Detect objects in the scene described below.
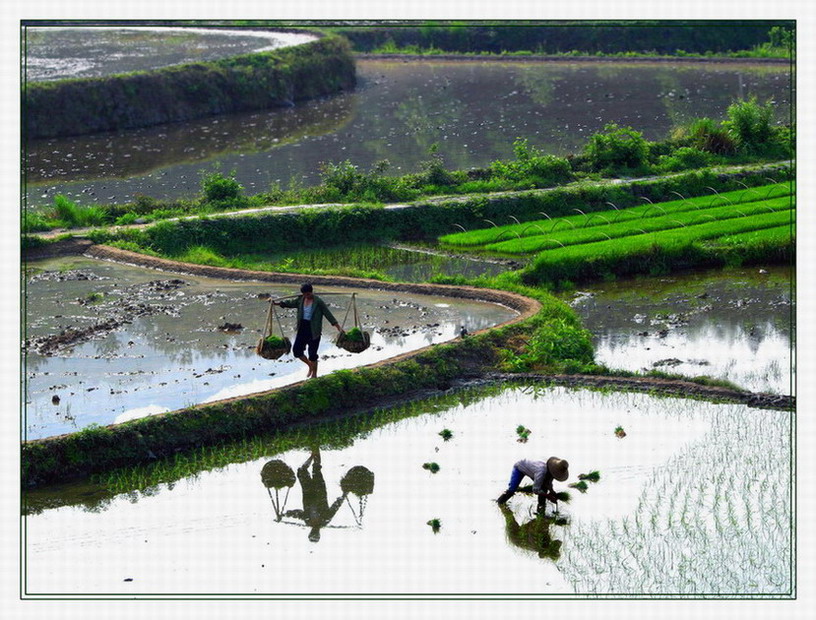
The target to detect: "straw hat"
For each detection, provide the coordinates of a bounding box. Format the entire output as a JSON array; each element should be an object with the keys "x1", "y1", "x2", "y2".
[{"x1": 547, "y1": 457, "x2": 569, "y2": 481}]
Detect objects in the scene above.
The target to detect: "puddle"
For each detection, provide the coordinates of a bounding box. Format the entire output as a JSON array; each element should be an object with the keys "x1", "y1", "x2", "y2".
[
  {"x1": 23, "y1": 385, "x2": 791, "y2": 595},
  {"x1": 563, "y1": 265, "x2": 794, "y2": 395},
  {"x1": 22, "y1": 256, "x2": 517, "y2": 439}
]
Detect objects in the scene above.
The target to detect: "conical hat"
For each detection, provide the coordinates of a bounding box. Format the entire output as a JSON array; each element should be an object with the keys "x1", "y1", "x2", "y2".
[{"x1": 547, "y1": 457, "x2": 569, "y2": 481}]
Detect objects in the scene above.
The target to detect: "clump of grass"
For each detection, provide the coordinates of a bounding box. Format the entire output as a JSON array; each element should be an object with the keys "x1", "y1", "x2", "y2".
[
  {"x1": 427, "y1": 518, "x2": 442, "y2": 533},
  {"x1": 569, "y1": 480, "x2": 589, "y2": 493},
  {"x1": 439, "y1": 429, "x2": 453, "y2": 441},
  {"x1": 422, "y1": 462, "x2": 440, "y2": 474},
  {"x1": 84, "y1": 292, "x2": 105, "y2": 304},
  {"x1": 615, "y1": 426, "x2": 627, "y2": 438},
  {"x1": 578, "y1": 471, "x2": 601, "y2": 483},
  {"x1": 516, "y1": 425, "x2": 532, "y2": 442}
]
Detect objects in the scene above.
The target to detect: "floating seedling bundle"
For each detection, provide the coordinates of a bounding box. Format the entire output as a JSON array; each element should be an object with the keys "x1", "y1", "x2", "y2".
[
  {"x1": 256, "y1": 301, "x2": 291, "y2": 360},
  {"x1": 335, "y1": 293, "x2": 371, "y2": 353}
]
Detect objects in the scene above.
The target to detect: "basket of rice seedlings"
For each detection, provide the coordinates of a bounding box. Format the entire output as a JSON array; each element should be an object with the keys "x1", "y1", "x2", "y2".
[
  {"x1": 256, "y1": 301, "x2": 291, "y2": 360},
  {"x1": 335, "y1": 293, "x2": 371, "y2": 353}
]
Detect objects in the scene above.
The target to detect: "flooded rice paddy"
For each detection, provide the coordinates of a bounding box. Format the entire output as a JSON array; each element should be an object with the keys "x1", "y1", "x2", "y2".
[
  {"x1": 24, "y1": 27, "x2": 316, "y2": 82},
  {"x1": 23, "y1": 256, "x2": 517, "y2": 440},
  {"x1": 23, "y1": 385, "x2": 792, "y2": 596},
  {"x1": 25, "y1": 55, "x2": 791, "y2": 208},
  {"x1": 564, "y1": 265, "x2": 794, "y2": 395}
]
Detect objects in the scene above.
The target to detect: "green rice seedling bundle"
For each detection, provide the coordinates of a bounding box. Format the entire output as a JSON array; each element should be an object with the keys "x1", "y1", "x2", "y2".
[
  {"x1": 335, "y1": 326, "x2": 371, "y2": 353},
  {"x1": 569, "y1": 480, "x2": 589, "y2": 493},
  {"x1": 256, "y1": 334, "x2": 292, "y2": 360},
  {"x1": 427, "y1": 518, "x2": 442, "y2": 533},
  {"x1": 578, "y1": 471, "x2": 601, "y2": 483},
  {"x1": 438, "y1": 182, "x2": 793, "y2": 247},
  {"x1": 516, "y1": 425, "x2": 532, "y2": 442},
  {"x1": 439, "y1": 428, "x2": 454, "y2": 441},
  {"x1": 422, "y1": 462, "x2": 440, "y2": 473}
]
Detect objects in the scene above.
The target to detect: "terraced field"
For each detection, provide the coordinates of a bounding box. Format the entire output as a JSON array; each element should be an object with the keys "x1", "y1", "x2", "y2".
[{"x1": 439, "y1": 182, "x2": 794, "y2": 254}]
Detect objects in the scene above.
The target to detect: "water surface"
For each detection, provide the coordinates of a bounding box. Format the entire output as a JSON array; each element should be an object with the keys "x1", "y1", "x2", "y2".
[
  {"x1": 23, "y1": 256, "x2": 516, "y2": 439},
  {"x1": 23, "y1": 386, "x2": 791, "y2": 596},
  {"x1": 24, "y1": 57, "x2": 791, "y2": 208},
  {"x1": 564, "y1": 265, "x2": 794, "y2": 395}
]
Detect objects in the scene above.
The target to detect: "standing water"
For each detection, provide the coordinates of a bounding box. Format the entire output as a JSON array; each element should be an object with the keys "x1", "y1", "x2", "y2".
[
  {"x1": 24, "y1": 49, "x2": 791, "y2": 208},
  {"x1": 23, "y1": 385, "x2": 792, "y2": 596}
]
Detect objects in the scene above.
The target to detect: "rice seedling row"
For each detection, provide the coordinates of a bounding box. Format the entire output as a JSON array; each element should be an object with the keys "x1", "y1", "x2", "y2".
[
  {"x1": 439, "y1": 181, "x2": 794, "y2": 247},
  {"x1": 482, "y1": 196, "x2": 793, "y2": 254}
]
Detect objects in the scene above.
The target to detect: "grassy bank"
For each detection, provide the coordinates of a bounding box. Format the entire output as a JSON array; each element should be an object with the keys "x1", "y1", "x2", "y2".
[
  {"x1": 328, "y1": 22, "x2": 790, "y2": 58},
  {"x1": 22, "y1": 279, "x2": 589, "y2": 488},
  {"x1": 24, "y1": 34, "x2": 355, "y2": 139}
]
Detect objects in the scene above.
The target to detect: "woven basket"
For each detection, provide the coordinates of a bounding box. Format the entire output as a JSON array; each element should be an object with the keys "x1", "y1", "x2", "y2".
[
  {"x1": 256, "y1": 336, "x2": 292, "y2": 360},
  {"x1": 336, "y1": 330, "x2": 370, "y2": 353}
]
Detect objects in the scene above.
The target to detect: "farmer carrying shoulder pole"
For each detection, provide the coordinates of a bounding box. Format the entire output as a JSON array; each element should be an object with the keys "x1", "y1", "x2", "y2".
[
  {"x1": 273, "y1": 283, "x2": 343, "y2": 378},
  {"x1": 497, "y1": 457, "x2": 569, "y2": 513}
]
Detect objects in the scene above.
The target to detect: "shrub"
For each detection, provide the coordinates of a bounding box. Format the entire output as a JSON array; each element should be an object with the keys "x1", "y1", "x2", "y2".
[
  {"x1": 656, "y1": 146, "x2": 714, "y2": 172},
  {"x1": 200, "y1": 169, "x2": 244, "y2": 203},
  {"x1": 724, "y1": 97, "x2": 775, "y2": 154},
  {"x1": 584, "y1": 123, "x2": 650, "y2": 172},
  {"x1": 490, "y1": 138, "x2": 573, "y2": 186},
  {"x1": 683, "y1": 118, "x2": 738, "y2": 155}
]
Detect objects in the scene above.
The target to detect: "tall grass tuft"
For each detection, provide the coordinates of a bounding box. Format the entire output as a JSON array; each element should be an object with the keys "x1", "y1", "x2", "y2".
[{"x1": 51, "y1": 194, "x2": 107, "y2": 228}]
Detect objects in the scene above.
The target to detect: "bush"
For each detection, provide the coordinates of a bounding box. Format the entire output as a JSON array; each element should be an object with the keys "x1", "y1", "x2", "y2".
[
  {"x1": 656, "y1": 146, "x2": 714, "y2": 172},
  {"x1": 420, "y1": 144, "x2": 456, "y2": 186},
  {"x1": 490, "y1": 138, "x2": 573, "y2": 186},
  {"x1": 200, "y1": 169, "x2": 245, "y2": 203},
  {"x1": 682, "y1": 118, "x2": 737, "y2": 155},
  {"x1": 584, "y1": 123, "x2": 650, "y2": 173},
  {"x1": 724, "y1": 97, "x2": 775, "y2": 154}
]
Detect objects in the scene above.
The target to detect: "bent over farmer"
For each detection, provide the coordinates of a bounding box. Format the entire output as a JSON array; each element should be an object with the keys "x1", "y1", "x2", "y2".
[
  {"x1": 497, "y1": 457, "x2": 569, "y2": 513},
  {"x1": 274, "y1": 283, "x2": 343, "y2": 378}
]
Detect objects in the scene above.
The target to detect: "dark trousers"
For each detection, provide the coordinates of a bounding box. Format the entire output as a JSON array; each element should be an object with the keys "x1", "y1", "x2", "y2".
[{"x1": 293, "y1": 319, "x2": 321, "y2": 361}]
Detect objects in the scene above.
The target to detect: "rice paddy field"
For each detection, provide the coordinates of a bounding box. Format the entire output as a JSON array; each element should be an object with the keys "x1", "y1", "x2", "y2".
[{"x1": 22, "y1": 385, "x2": 793, "y2": 596}]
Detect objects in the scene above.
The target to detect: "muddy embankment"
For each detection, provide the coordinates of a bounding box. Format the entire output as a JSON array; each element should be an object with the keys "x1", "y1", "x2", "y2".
[{"x1": 21, "y1": 241, "x2": 793, "y2": 488}]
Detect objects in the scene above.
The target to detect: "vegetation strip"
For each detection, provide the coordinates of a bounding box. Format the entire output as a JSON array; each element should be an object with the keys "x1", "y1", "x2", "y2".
[{"x1": 24, "y1": 34, "x2": 355, "y2": 139}]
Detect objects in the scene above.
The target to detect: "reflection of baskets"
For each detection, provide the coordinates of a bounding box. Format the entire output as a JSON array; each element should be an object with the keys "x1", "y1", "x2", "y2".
[
  {"x1": 340, "y1": 465, "x2": 375, "y2": 496},
  {"x1": 336, "y1": 293, "x2": 371, "y2": 353},
  {"x1": 261, "y1": 459, "x2": 296, "y2": 489},
  {"x1": 256, "y1": 301, "x2": 291, "y2": 360}
]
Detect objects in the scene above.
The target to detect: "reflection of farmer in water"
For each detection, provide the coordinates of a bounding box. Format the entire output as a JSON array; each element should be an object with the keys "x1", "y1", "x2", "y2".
[
  {"x1": 499, "y1": 504, "x2": 563, "y2": 560},
  {"x1": 284, "y1": 449, "x2": 347, "y2": 542},
  {"x1": 261, "y1": 450, "x2": 375, "y2": 542}
]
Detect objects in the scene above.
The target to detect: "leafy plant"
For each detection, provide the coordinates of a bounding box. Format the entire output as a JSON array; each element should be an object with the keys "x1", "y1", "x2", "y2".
[
  {"x1": 584, "y1": 123, "x2": 650, "y2": 172},
  {"x1": 724, "y1": 97, "x2": 775, "y2": 154},
  {"x1": 200, "y1": 169, "x2": 245, "y2": 203}
]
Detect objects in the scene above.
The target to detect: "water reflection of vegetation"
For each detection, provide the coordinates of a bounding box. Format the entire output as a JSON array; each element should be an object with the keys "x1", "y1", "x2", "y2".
[
  {"x1": 26, "y1": 95, "x2": 355, "y2": 184},
  {"x1": 24, "y1": 383, "x2": 509, "y2": 515}
]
